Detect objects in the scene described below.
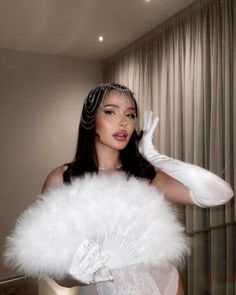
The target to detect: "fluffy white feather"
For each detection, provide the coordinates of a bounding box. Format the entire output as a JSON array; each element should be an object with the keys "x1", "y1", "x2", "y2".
[{"x1": 4, "y1": 173, "x2": 189, "y2": 279}]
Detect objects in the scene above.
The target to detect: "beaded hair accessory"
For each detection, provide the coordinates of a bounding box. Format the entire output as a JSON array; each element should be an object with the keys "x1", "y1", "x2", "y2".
[{"x1": 81, "y1": 83, "x2": 135, "y2": 129}]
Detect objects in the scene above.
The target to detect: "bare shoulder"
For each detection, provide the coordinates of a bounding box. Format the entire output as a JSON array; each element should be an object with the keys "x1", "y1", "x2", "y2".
[{"x1": 41, "y1": 165, "x2": 65, "y2": 193}]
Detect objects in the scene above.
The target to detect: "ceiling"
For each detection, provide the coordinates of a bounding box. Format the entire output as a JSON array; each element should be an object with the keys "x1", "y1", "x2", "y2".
[{"x1": 0, "y1": 0, "x2": 196, "y2": 61}]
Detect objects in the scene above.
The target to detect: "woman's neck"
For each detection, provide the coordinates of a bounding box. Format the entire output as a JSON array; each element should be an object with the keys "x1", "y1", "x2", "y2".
[{"x1": 95, "y1": 144, "x2": 121, "y2": 171}]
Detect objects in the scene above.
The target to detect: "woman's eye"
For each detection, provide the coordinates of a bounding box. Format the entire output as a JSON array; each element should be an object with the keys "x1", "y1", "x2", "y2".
[
  {"x1": 103, "y1": 110, "x2": 115, "y2": 115},
  {"x1": 126, "y1": 113, "x2": 137, "y2": 120}
]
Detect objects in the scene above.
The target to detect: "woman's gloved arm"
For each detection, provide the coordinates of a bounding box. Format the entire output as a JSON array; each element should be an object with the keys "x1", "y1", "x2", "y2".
[{"x1": 138, "y1": 111, "x2": 234, "y2": 207}]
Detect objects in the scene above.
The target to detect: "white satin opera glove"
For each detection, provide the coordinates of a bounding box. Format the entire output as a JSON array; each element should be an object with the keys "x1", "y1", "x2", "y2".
[{"x1": 138, "y1": 111, "x2": 234, "y2": 208}]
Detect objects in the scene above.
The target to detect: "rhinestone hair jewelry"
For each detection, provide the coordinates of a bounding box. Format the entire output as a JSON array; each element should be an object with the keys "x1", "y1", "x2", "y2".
[{"x1": 81, "y1": 83, "x2": 136, "y2": 129}]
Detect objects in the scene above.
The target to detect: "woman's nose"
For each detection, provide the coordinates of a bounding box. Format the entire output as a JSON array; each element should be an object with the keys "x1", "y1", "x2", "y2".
[{"x1": 119, "y1": 115, "x2": 128, "y2": 126}]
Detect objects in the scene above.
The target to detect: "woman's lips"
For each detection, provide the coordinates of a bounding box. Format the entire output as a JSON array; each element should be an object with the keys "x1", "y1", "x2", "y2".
[{"x1": 112, "y1": 131, "x2": 128, "y2": 141}]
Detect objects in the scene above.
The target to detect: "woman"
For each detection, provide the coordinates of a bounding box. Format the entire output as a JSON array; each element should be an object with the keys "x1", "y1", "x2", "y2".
[{"x1": 40, "y1": 82, "x2": 233, "y2": 295}]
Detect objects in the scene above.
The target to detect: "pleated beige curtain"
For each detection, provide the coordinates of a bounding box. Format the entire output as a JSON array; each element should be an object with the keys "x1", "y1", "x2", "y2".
[{"x1": 104, "y1": 0, "x2": 235, "y2": 294}]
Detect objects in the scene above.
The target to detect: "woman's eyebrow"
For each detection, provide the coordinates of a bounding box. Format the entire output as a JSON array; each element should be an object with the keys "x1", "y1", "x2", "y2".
[
  {"x1": 103, "y1": 104, "x2": 136, "y2": 111},
  {"x1": 103, "y1": 104, "x2": 119, "y2": 108}
]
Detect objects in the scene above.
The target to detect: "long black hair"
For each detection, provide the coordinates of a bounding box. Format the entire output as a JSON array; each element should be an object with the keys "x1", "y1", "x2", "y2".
[{"x1": 63, "y1": 83, "x2": 156, "y2": 183}]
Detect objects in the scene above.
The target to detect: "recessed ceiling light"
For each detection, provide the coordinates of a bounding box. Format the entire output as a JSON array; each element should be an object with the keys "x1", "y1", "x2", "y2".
[
  {"x1": 98, "y1": 36, "x2": 104, "y2": 42},
  {"x1": 145, "y1": 0, "x2": 151, "y2": 2}
]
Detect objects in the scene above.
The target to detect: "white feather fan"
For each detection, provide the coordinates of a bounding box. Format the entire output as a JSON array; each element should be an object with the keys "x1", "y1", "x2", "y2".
[{"x1": 4, "y1": 173, "x2": 189, "y2": 279}]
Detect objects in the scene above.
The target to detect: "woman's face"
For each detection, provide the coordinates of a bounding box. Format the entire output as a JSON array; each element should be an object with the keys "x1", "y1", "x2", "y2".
[{"x1": 95, "y1": 91, "x2": 137, "y2": 151}]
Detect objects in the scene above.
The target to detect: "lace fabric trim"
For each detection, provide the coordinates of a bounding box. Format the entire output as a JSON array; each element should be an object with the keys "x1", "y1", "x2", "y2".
[{"x1": 96, "y1": 264, "x2": 161, "y2": 295}]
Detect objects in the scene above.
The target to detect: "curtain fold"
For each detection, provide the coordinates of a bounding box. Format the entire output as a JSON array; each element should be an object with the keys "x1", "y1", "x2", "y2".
[{"x1": 104, "y1": 0, "x2": 235, "y2": 294}]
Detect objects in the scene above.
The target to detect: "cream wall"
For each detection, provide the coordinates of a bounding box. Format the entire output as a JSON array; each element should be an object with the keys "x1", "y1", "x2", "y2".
[{"x1": 0, "y1": 48, "x2": 103, "y2": 279}]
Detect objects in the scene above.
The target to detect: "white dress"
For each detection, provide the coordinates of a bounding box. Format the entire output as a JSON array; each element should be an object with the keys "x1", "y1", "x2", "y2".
[
  {"x1": 80, "y1": 264, "x2": 179, "y2": 295},
  {"x1": 39, "y1": 264, "x2": 179, "y2": 295}
]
